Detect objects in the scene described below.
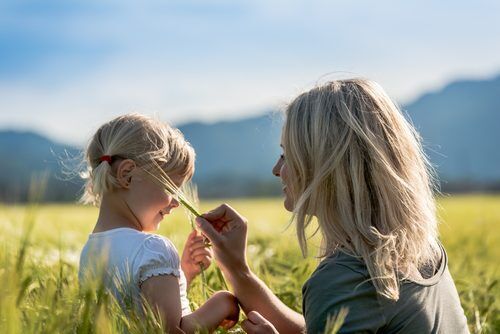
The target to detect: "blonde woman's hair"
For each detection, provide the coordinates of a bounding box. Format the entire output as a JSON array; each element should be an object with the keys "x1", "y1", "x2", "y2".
[
  {"x1": 80, "y1": 113, "x2": 195, "y2": 206},
  {"x1": 283, "y1": 79, "x2": 440, "y2": 301}
]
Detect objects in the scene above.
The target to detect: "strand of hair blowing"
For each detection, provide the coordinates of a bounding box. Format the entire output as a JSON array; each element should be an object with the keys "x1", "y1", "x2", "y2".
[{"x1": 286, "y1": 79, "x2": 439, "y2": 301}]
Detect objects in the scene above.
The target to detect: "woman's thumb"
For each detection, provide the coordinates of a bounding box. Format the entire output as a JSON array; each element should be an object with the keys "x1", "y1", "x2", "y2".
[
  {"x1": 247, "y1": 311, "x2": 267, "y2": 324},
  {"x1": 195, "y1": 216, "x2": 220, "y2": 244}
]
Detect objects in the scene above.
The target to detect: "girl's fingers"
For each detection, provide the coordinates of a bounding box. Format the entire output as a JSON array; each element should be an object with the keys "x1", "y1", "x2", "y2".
[
  {"x1": 189, "y1": 236, "x2": 206, "y2": 245},
  {"x1": 188, "y1": 229, "x2": 197, "y2": 238},
  {"x1": 191, "y1": 246, "x2": 211, "y2": 256},
  {"x1": 190, "y1": 241, "x2": 211, "y2": 252},
  {"x1": 191, "y1": 250, "x2": 212, "y2": 262},
  {"x1": 193, "y1": 255, "x2": 211, "y2": 266},
  {"x1": 184, "y1": 229, "x2": 197, "y2": 244},
  {"x1": 220, "y1": 319, "x2": 237, "y2": 330}
]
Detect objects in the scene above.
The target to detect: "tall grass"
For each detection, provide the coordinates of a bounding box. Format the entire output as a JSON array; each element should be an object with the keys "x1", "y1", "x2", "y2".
[{"x1": 1, "y1": 194, "x2": 498, "y2": 333}]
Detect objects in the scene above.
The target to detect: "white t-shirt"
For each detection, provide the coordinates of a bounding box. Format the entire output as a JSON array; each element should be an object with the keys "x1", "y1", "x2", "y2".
[{"x1": 78, "y1": 227, "x2": 191, "y2": 316}]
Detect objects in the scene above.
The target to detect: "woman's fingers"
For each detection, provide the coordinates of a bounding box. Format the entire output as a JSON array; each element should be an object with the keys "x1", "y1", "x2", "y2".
[
  {"x1": 196, "y1": 204, "x2": 250, "y2": 275},
  {"x1": 195, "y1": 216, "x2": 221, "y2": 245},
  {"x1": 201, "y1": 203, "x2": 231, "y2": 220},
  {"x1": 247, "y1": 311, "x2": 269, "y2": 324},
  {"x1": 201, "y1": 203, "x2": 241, "y2": 223},
  {"x1": 241, "y1": 311, "x2": 279, "y2": 334}
]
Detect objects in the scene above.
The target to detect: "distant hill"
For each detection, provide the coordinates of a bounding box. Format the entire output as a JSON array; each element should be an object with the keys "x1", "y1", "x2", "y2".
[
  {"x1": 0, "y1": 131, "x2": 81, "y2": 202},
  {"x1": 1, "y1": 74, "x2": 499, "y2": 202},
  {"x1": 405, "y1": 75, "x2": 500, "y2": 190},
  {"x1": 179, "y1": 112, "x2": 283, "y2": 197}
]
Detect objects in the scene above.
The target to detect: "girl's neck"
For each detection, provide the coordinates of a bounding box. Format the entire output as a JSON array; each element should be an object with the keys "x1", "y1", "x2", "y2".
[{"x1": 93, "y1": 194, "x2": 143, "y2": 233}]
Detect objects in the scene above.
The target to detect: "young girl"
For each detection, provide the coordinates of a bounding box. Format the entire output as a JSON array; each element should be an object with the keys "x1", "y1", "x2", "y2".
[{"x1": 78, "y1": 113, "x2": 239, "y2": 333}]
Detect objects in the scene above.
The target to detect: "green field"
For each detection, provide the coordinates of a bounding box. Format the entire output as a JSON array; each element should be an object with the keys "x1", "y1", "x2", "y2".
[{"x1": 1, "y1": 195, "x2": 499, "y2": 333}]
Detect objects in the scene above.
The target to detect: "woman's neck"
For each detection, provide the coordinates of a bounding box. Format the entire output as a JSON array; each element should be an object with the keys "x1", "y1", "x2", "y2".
[{"x1": 93, "y1": 194, "x2": 143, "y2": 233}]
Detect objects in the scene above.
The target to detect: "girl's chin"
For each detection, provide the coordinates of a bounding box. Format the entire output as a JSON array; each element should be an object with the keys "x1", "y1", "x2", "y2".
[{"x1": 144, "y1": 224, "x2": 160, "y2": 232}]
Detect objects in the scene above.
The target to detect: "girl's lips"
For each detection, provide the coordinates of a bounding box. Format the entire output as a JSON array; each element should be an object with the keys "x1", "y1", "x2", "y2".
[{"x1": 160, "y1": 208, "x2": 173, "y2": 217}]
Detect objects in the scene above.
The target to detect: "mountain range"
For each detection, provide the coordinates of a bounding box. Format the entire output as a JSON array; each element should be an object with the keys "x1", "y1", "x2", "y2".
[{"x1": 1, "y1": 74, "x2": 499, "y2": 202}]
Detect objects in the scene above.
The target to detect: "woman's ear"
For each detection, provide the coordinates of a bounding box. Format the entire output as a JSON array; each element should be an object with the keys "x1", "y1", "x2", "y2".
[{"x1": 116, "y1": 159, "x2": 136, "y2": 189}]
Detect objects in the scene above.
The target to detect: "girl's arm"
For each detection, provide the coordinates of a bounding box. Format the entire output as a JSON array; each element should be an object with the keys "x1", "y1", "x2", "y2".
[
  {"x1": 140, "y1": 275, "x2": 239, "y2": 334},
  {"x1": 180, "y1": 290, "x2": 239, "y2": 332},
  {"x1": 140, "y1": 275, "x2": 184, "y2": 333}
]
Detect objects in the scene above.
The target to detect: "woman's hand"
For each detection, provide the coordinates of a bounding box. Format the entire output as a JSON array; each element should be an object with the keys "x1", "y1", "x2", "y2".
[
  {"x1": 181, "y1": 229, "x2": 212, "y2": 286},
  {"x1": 195, "y1": 203, "x2": 250, "y2": 277},
  {"x1": 196, "y1": 204, "x2": 305, "y2": 334},
  {"x1": 241, "y1": 311, "x2": 279, "y2": 334}
]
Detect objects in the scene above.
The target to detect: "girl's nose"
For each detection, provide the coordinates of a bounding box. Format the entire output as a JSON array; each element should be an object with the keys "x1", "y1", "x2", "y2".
[{"x1": 171, "y1": 198, "x2": 180, "y2": 208}]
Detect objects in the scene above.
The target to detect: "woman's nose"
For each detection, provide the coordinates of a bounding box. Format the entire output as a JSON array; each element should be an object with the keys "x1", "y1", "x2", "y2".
[{"x1": 272, "y1": 159, "x2": 281, "y2": 177}]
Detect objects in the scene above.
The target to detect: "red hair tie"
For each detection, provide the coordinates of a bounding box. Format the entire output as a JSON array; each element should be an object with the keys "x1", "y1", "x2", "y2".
[{"x1": 99, "y1": 155, "x2": 113, "y2": 164}]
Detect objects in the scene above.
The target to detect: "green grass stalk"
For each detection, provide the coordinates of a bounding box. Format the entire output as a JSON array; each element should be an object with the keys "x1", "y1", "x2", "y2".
[{"x1": 143, "y1": 162, "x2": 228, "y2": 294}]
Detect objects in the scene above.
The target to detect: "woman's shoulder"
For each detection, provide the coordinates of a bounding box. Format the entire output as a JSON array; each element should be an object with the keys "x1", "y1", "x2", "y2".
[
  {"x1": 302, "y1": 249, "x2": 377, "y2": 313},
  {"x1": 302, "y1": 250, "x2": 384, "y2": 334},
  {"x1": 309, "y1": 249, "x2": 370, "y2": 284}
]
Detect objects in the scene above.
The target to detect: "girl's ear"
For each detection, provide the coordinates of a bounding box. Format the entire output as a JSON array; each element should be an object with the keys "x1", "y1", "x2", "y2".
[{"x1": 116, "y1": 159, "x2": 136, "y2": 189}]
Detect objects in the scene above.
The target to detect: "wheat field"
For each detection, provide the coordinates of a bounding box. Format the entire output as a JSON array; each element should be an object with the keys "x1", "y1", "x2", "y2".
[{"x1": 0, "y1": 195, "x2": 498, "y2": 333}]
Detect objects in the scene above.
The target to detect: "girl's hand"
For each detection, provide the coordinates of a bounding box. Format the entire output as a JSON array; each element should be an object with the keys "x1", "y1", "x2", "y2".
[
  {"x1": 181, "y1": 230, "x2": 212, "y2": 286},
  {"x1": 212, "y1": 291, "x2": 240, "y2": 330}
]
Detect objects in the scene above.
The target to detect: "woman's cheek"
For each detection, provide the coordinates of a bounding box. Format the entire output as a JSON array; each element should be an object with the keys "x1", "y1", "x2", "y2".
[{"x1": 283, "y1": 189, "x2": 294, "y2": 212}]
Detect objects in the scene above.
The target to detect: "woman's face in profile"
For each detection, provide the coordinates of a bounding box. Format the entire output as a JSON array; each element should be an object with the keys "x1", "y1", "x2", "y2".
[{"x1": 272, "y1": 143, "x2": 293, "y2": 212}]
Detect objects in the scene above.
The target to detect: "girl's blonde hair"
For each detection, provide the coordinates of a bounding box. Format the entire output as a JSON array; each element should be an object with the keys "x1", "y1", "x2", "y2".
[
  {"x1": 80, "y1": 113, "x2": 195, "y2": 206},
  {"x1": 284, "y1": 78, "x2": 440, "y2": 301}
]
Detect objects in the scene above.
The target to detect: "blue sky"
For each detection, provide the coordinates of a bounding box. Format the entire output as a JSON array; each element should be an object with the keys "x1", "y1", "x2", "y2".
[{"x1": 1, "y1": 0, "x2": 499, "y2": 146}]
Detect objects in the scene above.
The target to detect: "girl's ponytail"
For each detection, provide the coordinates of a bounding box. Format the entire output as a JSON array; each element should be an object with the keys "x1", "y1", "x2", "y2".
[{"x1": 80, "y1": 154, "x2": 119, "y2": 206}]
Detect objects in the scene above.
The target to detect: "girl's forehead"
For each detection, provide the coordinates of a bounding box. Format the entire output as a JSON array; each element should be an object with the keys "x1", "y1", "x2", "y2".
[{"x1": 170, "y1": 174, "x2": 186, "y2": 188}]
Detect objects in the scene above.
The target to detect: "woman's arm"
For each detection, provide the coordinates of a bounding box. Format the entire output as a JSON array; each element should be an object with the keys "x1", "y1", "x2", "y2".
[
  {"x1": 227, "y1": 267, "x2": 305, "y2": 333},
  {"x1": 140, "y1": 275, "x2": 239, "y2": 333},
  {"x1": 196, "y1": 204, "x2": 305, "y2": 334}
]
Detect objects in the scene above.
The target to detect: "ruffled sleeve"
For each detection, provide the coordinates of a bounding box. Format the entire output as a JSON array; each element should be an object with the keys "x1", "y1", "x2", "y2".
[{"x1": 134, "y1": 235, "x2": 181, "y2": 286}]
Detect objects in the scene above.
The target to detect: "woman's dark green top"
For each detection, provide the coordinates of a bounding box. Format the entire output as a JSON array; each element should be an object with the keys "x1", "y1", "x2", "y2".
[{"x1": 302, "y1": 244, "x2": 469, "y2": 333}]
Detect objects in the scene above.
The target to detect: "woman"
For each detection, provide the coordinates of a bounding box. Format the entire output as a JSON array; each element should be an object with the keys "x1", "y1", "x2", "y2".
[{"x1": 196, "y1": 79, "x2": 469, "y2": 333}]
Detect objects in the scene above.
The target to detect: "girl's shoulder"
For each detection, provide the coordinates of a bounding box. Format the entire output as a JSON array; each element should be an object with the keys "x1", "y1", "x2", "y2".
[
  {"x1": 133, "y1": 234, "x2": 181, "y2": 285},
  {"x1": 141, "y1": 233, "x2": 179, "y2": 256}
]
